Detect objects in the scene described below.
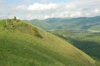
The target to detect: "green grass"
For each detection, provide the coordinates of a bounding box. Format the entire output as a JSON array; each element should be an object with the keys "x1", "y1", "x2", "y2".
[
  {"x1": 24, "y1": 19, "x2": 51, "y2": 30},
  {"x1": 88, "y1": 29, "x2": 100, "y2": 32},
  {"x1": 51, "y1": 30, "x2": 100, "y2": 66},
  {"x1": 0, "y1": 19, "x2": 97, "y2": 66}
]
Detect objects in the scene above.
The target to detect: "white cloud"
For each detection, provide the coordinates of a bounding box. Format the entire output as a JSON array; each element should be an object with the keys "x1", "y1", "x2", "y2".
[
  {"x1": 0, "y1": 0, "x2": 6, "y2": 3},
  {"x1": 0, "y1": 0, "x2": 100, "y2": 20},
  {"x1": 27, "y1": 3, "x2": 57, "y2": 11},
  {"x1": 94, "y1": 9, "x2": 99, "y2": 13},
  {"x1": 16, "y1": 5, "x2": 28, "y2": 10}
]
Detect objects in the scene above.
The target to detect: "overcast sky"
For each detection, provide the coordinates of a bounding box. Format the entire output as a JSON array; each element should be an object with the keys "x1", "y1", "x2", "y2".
[{"x1": 0, "y1": 0, "x2": 100, "y2": 20}]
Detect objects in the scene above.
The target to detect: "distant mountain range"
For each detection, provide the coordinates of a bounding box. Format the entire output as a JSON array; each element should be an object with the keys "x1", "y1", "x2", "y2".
[{"x1": 24, "y1": 16, "x2": 100, "y2": 32}]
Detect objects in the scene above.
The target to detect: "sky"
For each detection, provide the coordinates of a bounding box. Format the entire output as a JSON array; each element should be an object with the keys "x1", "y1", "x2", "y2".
[{"x1": 0, "y1": 0, "x2": 100, "y2": 20}]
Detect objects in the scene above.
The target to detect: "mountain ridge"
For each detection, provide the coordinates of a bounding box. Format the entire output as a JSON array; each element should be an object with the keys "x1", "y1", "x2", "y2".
[{"x1": 24, "y1": 16, "x2": 100, "y2": 31}]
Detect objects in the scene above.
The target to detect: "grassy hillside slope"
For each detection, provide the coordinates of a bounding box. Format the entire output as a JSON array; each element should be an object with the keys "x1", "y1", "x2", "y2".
[
  {"x1": 0, "y1": 19, "x2": 97, "y2": 66},
  {"x1": 24, "y1": 19, "x2": 51, "y2": 30},
  {"x1": 51, "y1": 30, "x2": 100, "y2": 65}
]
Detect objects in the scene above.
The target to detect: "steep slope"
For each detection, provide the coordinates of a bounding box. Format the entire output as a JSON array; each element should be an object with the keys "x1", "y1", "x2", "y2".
[
  {"x1": 51, "y1": 30, "x2": 100, "y2": 65},
  {"x1": 0, "y1": 19, "x2": 97, "y2": 66},
  {"x1": 24, "y1": 19, "x2": 51, "y2": 30}
]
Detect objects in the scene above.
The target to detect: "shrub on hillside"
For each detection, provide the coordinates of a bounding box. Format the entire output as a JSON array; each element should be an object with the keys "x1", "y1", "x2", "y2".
[
  {"x1": 34, "y1": 27, "x2": 42, "y2": 38},
  {"x1": 17, "y1": 20, "x2": 19, "y2": 22}
]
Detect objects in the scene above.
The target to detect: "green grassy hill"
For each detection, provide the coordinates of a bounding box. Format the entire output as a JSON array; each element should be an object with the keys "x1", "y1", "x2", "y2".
[
  {"x1": 51, "y1": 30, "x2": 100, "y2": 66},
  {"x1": 0, "y1": 19, "x2": 98, "y2": 66},
  {"x1": 24, "y1": 19, "x2": 51, "y2": 30}
]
